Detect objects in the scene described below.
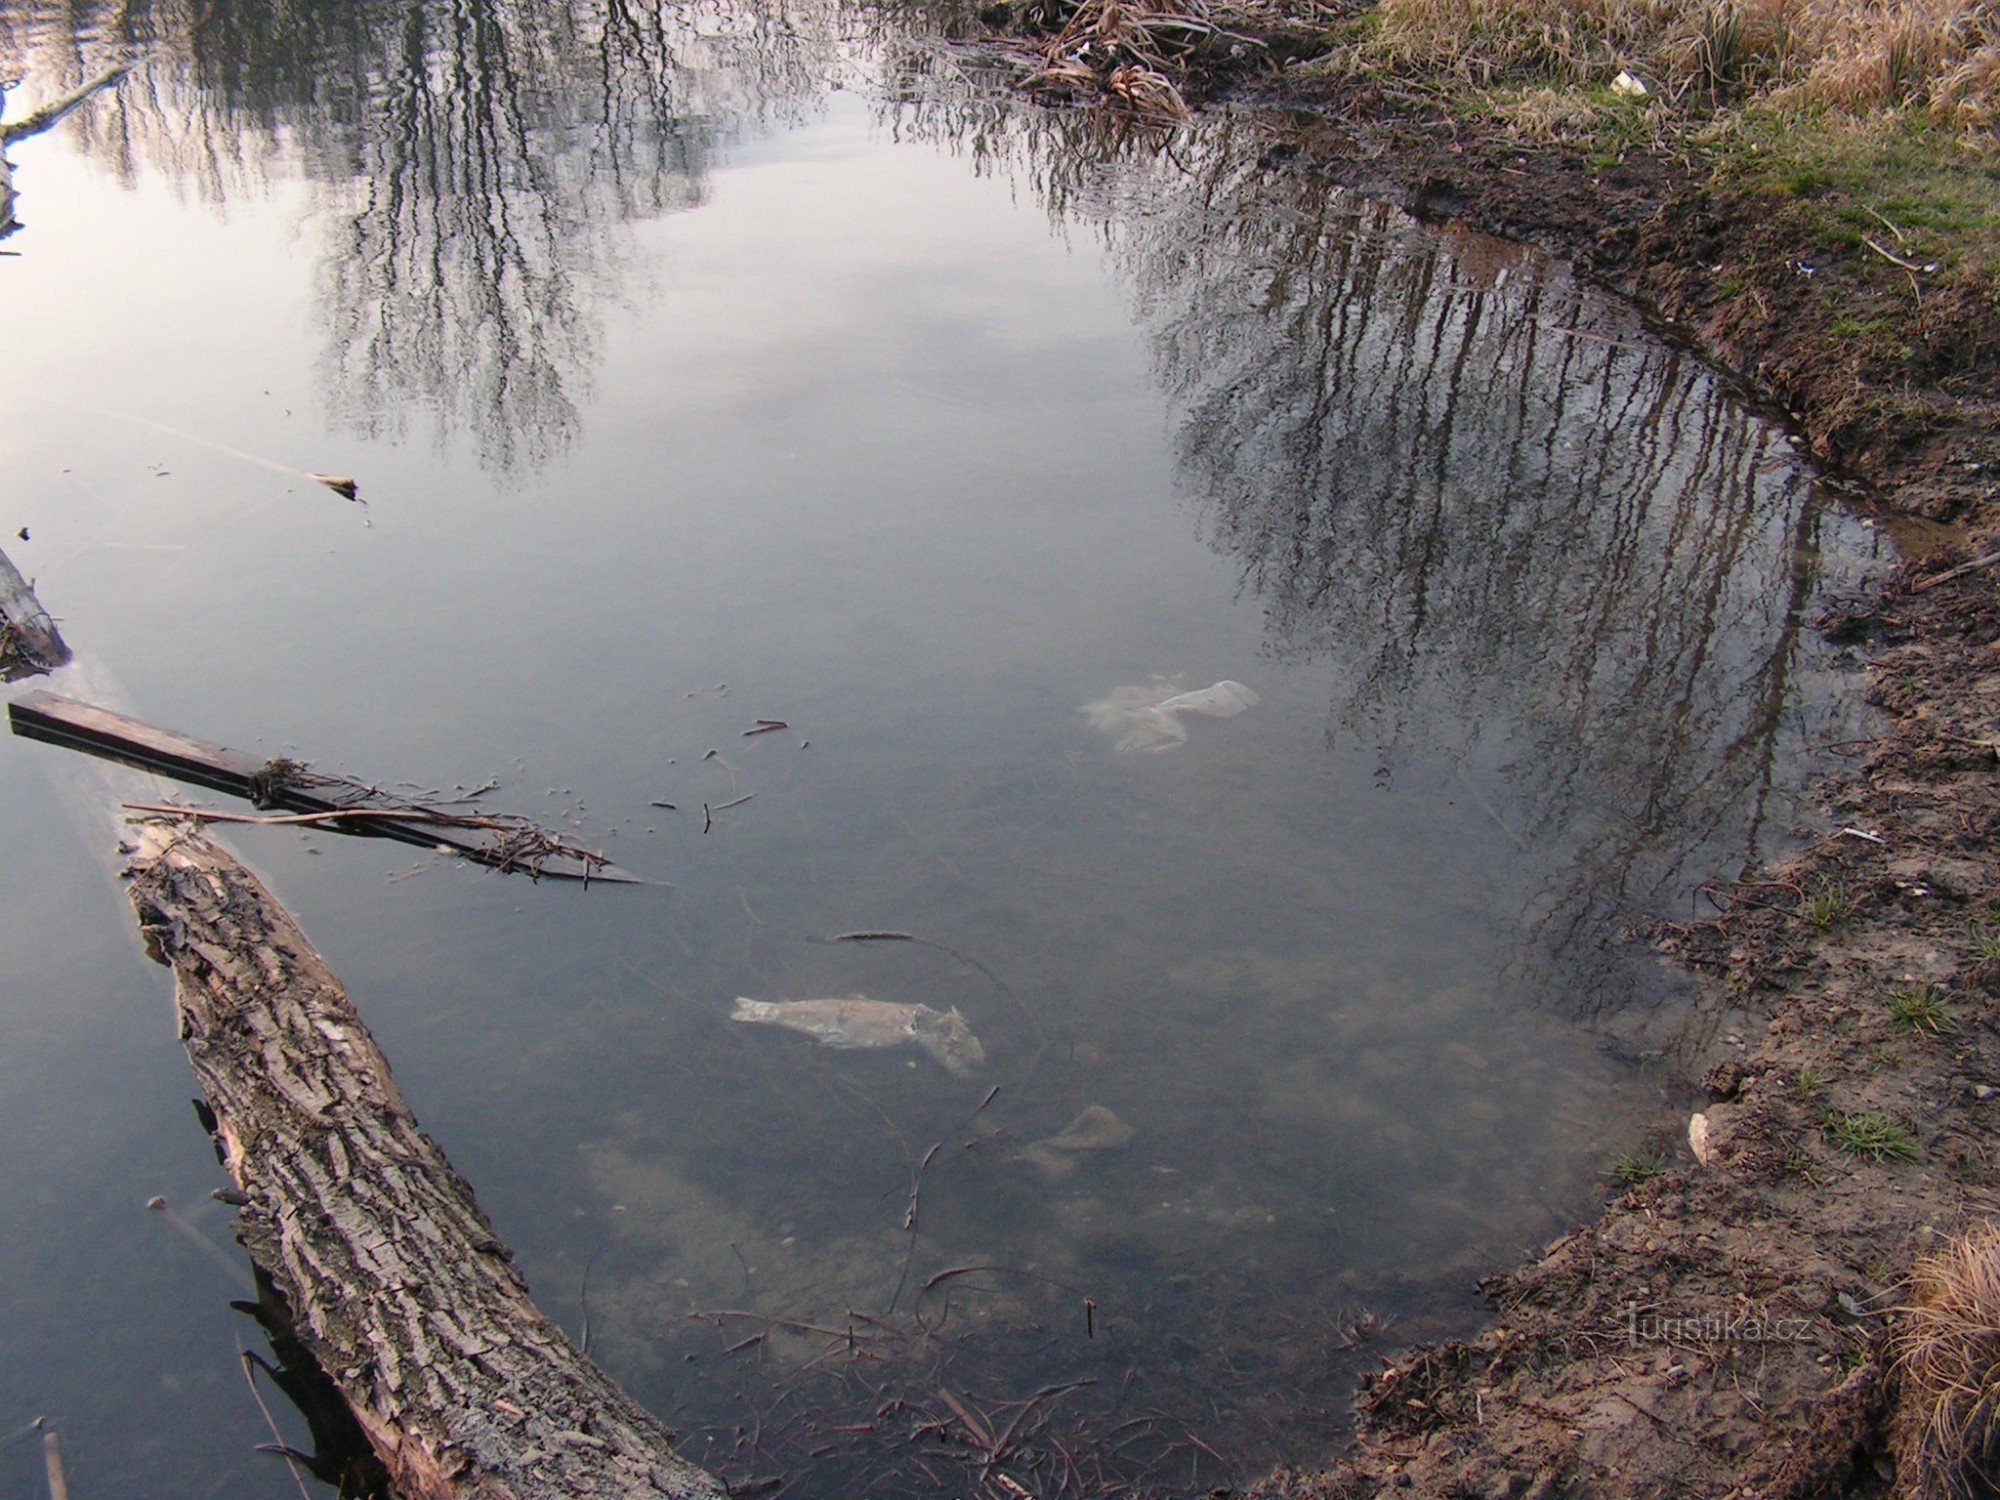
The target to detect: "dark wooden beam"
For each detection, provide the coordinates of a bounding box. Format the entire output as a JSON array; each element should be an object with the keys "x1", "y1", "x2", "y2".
[{"x1": 8, "y1": 690, "x2": 632, "y2": 881}]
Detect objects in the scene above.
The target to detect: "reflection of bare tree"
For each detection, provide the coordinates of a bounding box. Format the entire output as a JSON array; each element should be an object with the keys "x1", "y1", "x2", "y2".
[
  {"x1": 1, "y1": 0, "x2": 837, "y2": 470},
  {"x1": 1118, "y1": 130, "x2": 1874, "y2": 1007},
  {"x1": 886, "y1": 100, "x2": 1875, "y2": 1011}
]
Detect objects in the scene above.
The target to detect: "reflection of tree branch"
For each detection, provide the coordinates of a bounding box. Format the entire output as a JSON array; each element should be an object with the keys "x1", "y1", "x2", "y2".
[
  {"x1": 3, "y1": 0, "x2": 837, "y2": 471},
  {"x1": 1, "y1": 61, "x2": 131, "y2": 143},
  {"x1": 0, "y1": 60, "x2": 131, "y2": 238},
  {"x1": 882, "y1": 95, "x2": 1869, "y2": 1011}
]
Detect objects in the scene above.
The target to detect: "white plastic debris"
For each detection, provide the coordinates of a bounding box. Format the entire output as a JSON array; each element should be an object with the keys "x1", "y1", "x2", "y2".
[
  {"x1": 1611, "y1": 70, "x2": 1649, "y2": 97},
  {"x1": 1081, "y1": 676, "x2": 1260, "y2": 754}
]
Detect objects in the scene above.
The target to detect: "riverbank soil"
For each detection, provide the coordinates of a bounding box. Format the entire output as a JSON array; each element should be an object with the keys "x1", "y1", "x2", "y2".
[{"x1": 985, "y1": 2, "x2": 2000, "y2": 1493}]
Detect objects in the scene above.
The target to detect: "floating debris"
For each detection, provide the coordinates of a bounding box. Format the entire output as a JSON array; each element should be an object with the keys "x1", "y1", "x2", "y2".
[
  {"x1": 1018, "y1": 1105, "x2": 1134, "y2": 1180},
  {"x1": 308, "y1": 473, "x2": 360, "y2": 500},
  {"x1": 731, "y1": 996, "x2": 986, "y2": 1076},
  {"x1": 1018, "y1": 0, "x2": 1213, "y2": 121},
  {"x1": 1080, "y1": 675, "x2": 1258, "y2": 753}
]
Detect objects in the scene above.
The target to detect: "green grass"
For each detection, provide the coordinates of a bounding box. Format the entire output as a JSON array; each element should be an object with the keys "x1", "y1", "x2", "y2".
[
  {"x1": 1802, "y1": 878, "x2": 1857, "y2": 928},
  {"x1": 1705, "y1": 105, "x2": 2000, "y2": 281},
  {"x1": 1607, "y1": 1150, "x2": 1668, "y2": 1185},
  {"x1": 1886, "y1": 982, "x2": 1956, "y2": 1035},
  {"x1": 1792, "y1": 1064, "x2": 1827, "y2": 1099},
  {"x1": 1968, "y1": 915, "x2": 2000, "y2": 961},
  {"x1": 1824, "y1": 1109, "x2": 1921, "y2": 1161}
]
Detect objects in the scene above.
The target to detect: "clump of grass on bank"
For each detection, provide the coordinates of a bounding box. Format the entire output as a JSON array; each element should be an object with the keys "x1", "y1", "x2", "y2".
[
  {"x1": 1887, "y1": 981, "x2": 1956, "y2": 1035},
  {"x1": 1894, "y1": 1222, "x2": 2000, "y2": 1496},
  {"x1": 1824, "y1": 1108, "x2": 1921, "y2": 1160},
  {"x1": 1607, "y1": 1149, "x2": 1667, "y2": 1184},
  {"x1": 1304, "y1": 0, "x2": 2000, "y2": 273},
  {"x1": 1970, "y1": 914, "x2": 2000, "y2": 961},
  {"x1": 1803, "y1": 877, "x2": 1856, "y2": 928}
]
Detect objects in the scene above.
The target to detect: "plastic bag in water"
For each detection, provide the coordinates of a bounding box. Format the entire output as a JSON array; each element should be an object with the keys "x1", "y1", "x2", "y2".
[{"x1": 1081, "y1": 675, "x2": 1259, "y2": 754}]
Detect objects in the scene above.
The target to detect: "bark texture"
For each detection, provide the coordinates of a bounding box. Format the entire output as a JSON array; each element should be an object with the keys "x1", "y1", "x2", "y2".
[
  {"x1": 0, "y1": 546, "x2": 72, "y2": 681},
  {"x1": 126, "y1": 822, "x2": 726, "y2": 1500}
]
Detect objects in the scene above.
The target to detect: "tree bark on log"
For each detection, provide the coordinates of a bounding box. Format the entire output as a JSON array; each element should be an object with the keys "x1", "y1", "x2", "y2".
[
  {"x1": 0, "y1": 546, "x2": 72, "y2": 681},
  {"x1": 126, "y1": 822, "x2": 727, "y2": 1500}
]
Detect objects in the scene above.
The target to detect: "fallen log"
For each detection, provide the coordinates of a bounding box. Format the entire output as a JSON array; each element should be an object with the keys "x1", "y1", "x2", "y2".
[
  {"x1": 126, "y1": 822, "x2": 726, "y2": 1500},
  {"x1": 0, "y1": 548, "x2": 72, "y2": 682}
]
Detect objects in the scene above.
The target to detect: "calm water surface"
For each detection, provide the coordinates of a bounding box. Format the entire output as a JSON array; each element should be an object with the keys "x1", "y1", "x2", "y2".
[{"x1": 0, "y1": 3, "x2": 1885, "y2": 1495}]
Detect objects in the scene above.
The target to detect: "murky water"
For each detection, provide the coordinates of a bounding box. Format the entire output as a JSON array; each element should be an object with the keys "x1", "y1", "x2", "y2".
[{"x1": 0, "y1": 3, "x2": 1886, "y2": 1495}]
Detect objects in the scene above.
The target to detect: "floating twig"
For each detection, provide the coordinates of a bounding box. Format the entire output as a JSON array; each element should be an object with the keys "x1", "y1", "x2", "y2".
[
  {"x1": 236, "y1": 1348, "x2": 315, "y2": 1500},
  {"x1": 37, "y1": 1419, "x2": 69, "y2": 1500},
  {"x1": 688, "y1": 1310, "x2": 861, "y2": 1342},
  {"x1": 119, "y1": 801, "x2": 625, "y2": 883}
]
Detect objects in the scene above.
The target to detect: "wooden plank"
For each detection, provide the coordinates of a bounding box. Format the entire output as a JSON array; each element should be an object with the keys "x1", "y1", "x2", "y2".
[
  {"x1": 126, "y1": 825, "x2": 727, "y2": 1500},
  {"x1": 10, "y1": 689, "x2": 268, "y2": 795},
  {"x1": 0, "y1": 549, "x2": 72, "y2": 681},
  {"x1": 8, "y1": 690, "x2": 629, "y2": 880}
]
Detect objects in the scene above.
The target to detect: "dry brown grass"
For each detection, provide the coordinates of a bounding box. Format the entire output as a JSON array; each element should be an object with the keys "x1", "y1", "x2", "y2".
[
  {"x1": 1893, "y1": 1222, "x2": 2000, "y2": 1497},
  {"x1": 1355, "y1": 0, "x2": 1999, "y2": 122}
]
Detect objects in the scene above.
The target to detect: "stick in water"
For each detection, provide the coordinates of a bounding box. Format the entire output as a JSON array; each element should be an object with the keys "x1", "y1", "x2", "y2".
[{"x1": 38, "y1": 1420, "x2": 67, "y2": 1500}]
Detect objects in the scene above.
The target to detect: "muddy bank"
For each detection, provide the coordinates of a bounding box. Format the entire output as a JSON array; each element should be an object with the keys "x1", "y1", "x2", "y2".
[{"x1": 972, "y1": 12, "x2": 2000, "y2": 1493}]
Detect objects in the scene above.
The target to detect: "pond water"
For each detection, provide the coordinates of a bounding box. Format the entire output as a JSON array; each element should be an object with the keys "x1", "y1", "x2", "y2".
[{"x1": 0, "y1": 2, "x2": 1888, "y2": 1495}]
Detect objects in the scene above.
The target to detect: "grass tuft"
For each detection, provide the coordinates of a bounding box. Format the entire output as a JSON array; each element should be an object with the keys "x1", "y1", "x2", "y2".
[
  {"x1": 1607, "y1": 1149, "x2": 1668, "y2": 1184},
  {"x1": 1969, "y1": 915, "x2": 2000, "y2": 961},
  {"x1": 1888, "y1": 982, "x2": 1957, "y2": 1035},
  {"x1": 1893, "y1": 1222, "x2": 2000, "y2": 1495},
  {"x1": 1825, "y1": 1108, "x2": 1922, "y2": 1161},
  {"x1": 1803, "y1": 877, "x2": 1857, "y2": 927}
]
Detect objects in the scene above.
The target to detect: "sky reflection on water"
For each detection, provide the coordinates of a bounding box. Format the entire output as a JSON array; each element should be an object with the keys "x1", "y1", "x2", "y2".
[{"x1": 0, "y1": 3, "x2": 1884, "y2": 1494}]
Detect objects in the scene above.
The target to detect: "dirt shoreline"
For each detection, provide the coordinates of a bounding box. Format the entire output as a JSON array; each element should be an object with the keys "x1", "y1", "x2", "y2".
[{"x1": 1032, "y1": 23, "x2": 2000, "y2": 1497}]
